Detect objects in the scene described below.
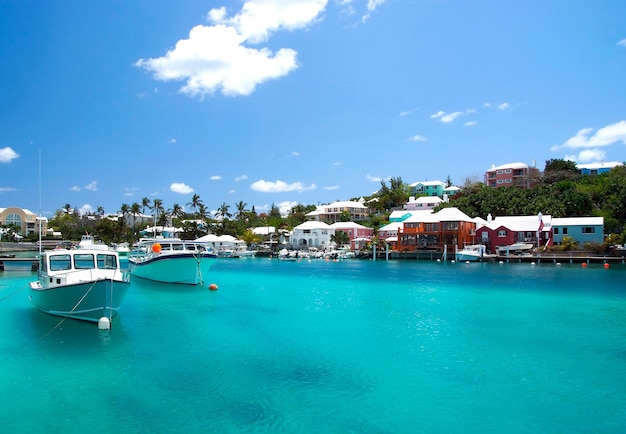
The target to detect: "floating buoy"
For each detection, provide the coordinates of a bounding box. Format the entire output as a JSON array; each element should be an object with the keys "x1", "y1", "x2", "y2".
[
  {"x1": 98, "y1": 317, "x2": 111, "y2": 330},
  {"x1": 531, "y1": 262, "x2": 536, "y2": 267},
  {"x1": 556, "y1": 263, "x2": 561, "y2": 267},
  {"x1": 152, "y1": 243, "x2": 162, "y2": 253},
  {"x1": 582, "y1": 263, "x2": 587, "y2": 268},
  {"x1": 465, "y1": 261, "x2": 470, "y2": 264},
  {"x1": 208, "y1": 283, "x2": 218, "y2": 291},
  {"x1": 604, "y1": 263, "x2": 610, "y2": 269}
]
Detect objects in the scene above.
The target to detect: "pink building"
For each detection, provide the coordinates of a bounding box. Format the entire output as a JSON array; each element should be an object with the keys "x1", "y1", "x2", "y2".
[
  {"x1": 484, "y1": 162, "x2": 540, "y2": 189},
  {"x1": 330, "y1": 222, "x2": 373, "y2": 249}
]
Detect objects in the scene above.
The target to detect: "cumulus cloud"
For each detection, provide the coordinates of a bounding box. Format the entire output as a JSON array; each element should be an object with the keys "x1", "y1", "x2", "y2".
[
  {"x1": 210, "y1": 175, "x2": 222, "y2": 181},
  {"x1": 366, "y1": 174, "x2": 383, "y2": 182},
  {"x1": 577, "y1": 149, "x2": 607, "y2": 162},
  {"x1": 277, "y1": 200, "x2": 299, "y2": 215},
  {"x1": 170, "y1": 182, "x2": 194, "y2": 194},
  {"x1": 0, "y1": 147, "x2": 19, "y2": 163},
  {"x1": 498, "y1": 102, "x2": 510, "y2": 110},
  {"x1": 464, "y1": 121, "x2": 477, "y2": 127},
  {"x1": 551, "y1": 120, "x2": 626, "y2": 151},
  {"x1": 323, "y1": 185, "x2": 340, "y2": 190},
  {"x1": 251, "y1": 179, "x2": 316, "y2": 193},
  {"x1": 0, "y1": 187, "x2": 17, "y2": 193},
  {"x1": 618, "y1": 38, "x2": 626, "y2": 47},
  {"x1": 235, "y1": 175, "x2": 248, "y2": 181},
  {"x1": 135, "y1": 0, "x2": 327, "y2": 97},
  {"x1": 408, "y1": 134, "x2": 427, "y2": 142},
  {"x1": 79, "y1": 204, "x2": 93, "y2": 215}
]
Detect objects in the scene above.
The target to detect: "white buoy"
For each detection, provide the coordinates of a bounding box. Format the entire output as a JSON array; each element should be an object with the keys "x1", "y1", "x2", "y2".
[
  {"x1": 531, "y1": 262, "x2": 536, "y2": 266},
  {"x1": 556, "y1": 262, "x2": 561, "y2": 267},
  {"x1": 499, "y1": 261, "x2": 504, "y2": 265},
  {"x1": 465, "y1": 261, "x2": 470, "y2": 264},
  {"x1": 98, "y1": 317, "x2": 111, "y2": 330}
]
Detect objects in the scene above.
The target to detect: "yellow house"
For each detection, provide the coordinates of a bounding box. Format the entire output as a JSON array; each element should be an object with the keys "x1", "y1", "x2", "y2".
[{"x1": 0, "y1": 206, "x2": 48, "y2": 238}]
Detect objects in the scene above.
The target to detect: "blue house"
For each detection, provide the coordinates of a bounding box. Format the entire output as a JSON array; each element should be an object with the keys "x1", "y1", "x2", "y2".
[
  {"x1": 577, "y1": 161, "x2": 623, "y2": 175},
  {"x1": 551, "y1": 217, "x2": 604, "y2": 246}
]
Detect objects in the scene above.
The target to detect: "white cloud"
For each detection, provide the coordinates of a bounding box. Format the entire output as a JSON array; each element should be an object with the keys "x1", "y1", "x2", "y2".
[
  {"x1": 168, "y1": 138, "x2": 177, "y2": 144},
  {"x1": 136, "y1": 0, "x2": 328, "y2": 97},
  {"x1": 250, "y1": 179, "x2": 317, "y2": 192},
  {"x1": 79, "y1": 204, "x2": 93, "y2": 215},
  {"x1": 277, "y1": 200, "x2": 299, "y2": 215},
  {"x1": 430, "y1": 110, "x2": 464, "y2": 123},
  {"x1": 408, "y1": 134, "x2": 427, "y2": 142},
  {"x1": 366, "y1": 174, "x2": 382, "y2": 182},
  {"x1": 618, "y1": 38, "x2": 626, "y2": 47},
  {"x1": 497, "y1": 102, "x2": 510, "y2": 110},
  {"x1": 577, "y1": 149, "x2": 606, "y2": 162},
  {"x1": 84, "y1": 181, "x2": 97, "y2": 191},
  {"x1": 0, "y1": 147, "x2": 19, "y2": 163},
  {"x1": 170, "y1": 182, "x2": 194, "y2": 194},
  {"x1": 210, "y1": 175, "x2": 222, "y2": 181},
  {"x1": 551, "y1": 120, "x2": 626, "y2": 151},
  {"x1": 0, "y1": 187, "x2": 17, "y2": 193},
  {"x1": 70, "y1": 186, "x2": 81, "y2": 192},
  {"x1": 323, "y1": 185, "x2": 340, "y2": 190},
  {"x1": 464, "y1": 121, "x2": 477, "y2": 127},
  {"x1": 235, "y1": 175, "x2": 248, "y2": 181},
  {"x1": 291, "y1": 151, "x2": 300, "y2": 157}
]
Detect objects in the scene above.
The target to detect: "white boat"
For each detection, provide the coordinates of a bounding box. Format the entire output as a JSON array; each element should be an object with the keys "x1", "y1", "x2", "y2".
[
  {"x1": 129, "y1": 238, "x2": 217, "y2": 285},
  {"x1": 29, "y1": 248, "x2": 130, "y2": 323},
  {"x1": 497, "y1": 242, "x2": 534, "y2": 256},
  {"x1": 455, "y1": 244, "x2": 487, "y2": 262}
]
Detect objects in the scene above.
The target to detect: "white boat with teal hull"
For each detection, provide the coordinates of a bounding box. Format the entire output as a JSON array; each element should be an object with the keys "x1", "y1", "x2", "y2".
[
  {"x1": 129, "y1": 239, "x2": 217, "y2": 285},
  {"x1": 29, "y1": 248, "x2": 130, "y2": 323}
]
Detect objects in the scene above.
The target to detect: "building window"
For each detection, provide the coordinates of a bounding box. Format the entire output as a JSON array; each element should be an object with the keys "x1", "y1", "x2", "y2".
[
  {"x1": 582, "y1": 227, "x2": 595, "y2": 234},
  {"x1": 554, "y1": 227, "x2": 559, "y2": 235},
  {"x1": 497, "y1": 230, "x2": 507, "y2": 237},
  {"x1": 563, "y1": 228, "x2": 568, "y2": 235}
]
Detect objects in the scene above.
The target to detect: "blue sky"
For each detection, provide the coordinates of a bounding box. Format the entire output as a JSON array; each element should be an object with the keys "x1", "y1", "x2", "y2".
[{"x1": 1, "y1": 0, "x2": 625, "y2": 218}]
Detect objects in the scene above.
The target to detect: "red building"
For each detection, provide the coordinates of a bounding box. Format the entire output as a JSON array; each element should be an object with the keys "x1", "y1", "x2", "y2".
[{"x1": 484, "y1": 162, "x2": 540, "y2": 189}]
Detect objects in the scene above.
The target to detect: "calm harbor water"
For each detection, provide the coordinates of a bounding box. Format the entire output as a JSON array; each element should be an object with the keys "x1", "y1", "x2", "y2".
[{"x1": 1, "y1": 258, "x2": 625, "y2": 433}]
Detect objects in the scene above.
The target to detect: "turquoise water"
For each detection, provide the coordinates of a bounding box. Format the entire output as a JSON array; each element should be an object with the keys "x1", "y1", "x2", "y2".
[{"x1": 1, "y1": 259, "x2": 625, "y2": 433}]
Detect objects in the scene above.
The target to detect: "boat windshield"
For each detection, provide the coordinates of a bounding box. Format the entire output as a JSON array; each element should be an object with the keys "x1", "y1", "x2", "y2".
[
  {"x1": 97, "y1": 253, "x2": 118, "y2": 269},
  {"x1": 74, "y1": 253, "x2": 95, "y2": 269},
  {"x1": 49, "y1": 254, "x2": 72, "y2": 271}
]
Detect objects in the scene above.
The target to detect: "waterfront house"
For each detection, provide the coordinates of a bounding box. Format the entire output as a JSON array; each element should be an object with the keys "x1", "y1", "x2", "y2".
[
  {"x1": 576, "y1": 161, "x2": 623, "y2": 175},
  {"x1": 291, "y1": 221, "x2": 333, "y2": 250},
  {"x1": 330, "y1": 222, "x2": 373, "y2": 249},
  {"x1": 551, "y1": 217, "x2": 604, "y2": 246},
  {"x1": 475, "y1": 214, "x2": 552, "y2": 253},
  {"x1": 395, "y1": 207, "x2": 476, "y2": 253}
]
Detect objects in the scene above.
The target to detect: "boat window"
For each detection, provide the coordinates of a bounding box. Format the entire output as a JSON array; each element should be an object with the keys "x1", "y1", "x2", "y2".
[
  {"x1": 173, "y1": 244, "x2": 184, "y2": 251},
  {"x1": 97, "y1": 254, "x2": 118, "y2": 269},
  {"x1": 74, "y1": 253, "x2": 95, "y2": 269},
  {"x1": 49, "y1": 254, "x2": 71, "y2": 271}
]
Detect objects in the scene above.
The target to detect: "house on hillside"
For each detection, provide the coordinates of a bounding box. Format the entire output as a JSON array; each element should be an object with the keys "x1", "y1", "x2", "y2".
[
  {"x1": 484, "y1": 162, "x2": 540, "y2": 189},
  {"x1": 0, "y1": 206, "x2": 48, "y2": 238},
  {"x1": 405, "y1": 196, "x2": 443, "y2": 211},
  {"x1": 409, "y1": 180, "x2": 446, "y2": 197},
  {"x1": 475, "y1": 214, "x2": 552, "y2": 253},
  {"x1": 551, "y1": 217, "x2": 604, "y2": 246},
  {"x1": 306, "y1": 200, "x2": 370, "y2": 223},
  {"x1": 291, "y1": 221, "x2": 333, "y2": 249},
  {"x1": 577, "y1": 161, "x2": 623, "y2": 175},
  {"x1": 395, "y1": 207, "x2": 476, "y2": 253},
  {"x1": 330, "y1": 222, "x2": 373, "y2": 250}
]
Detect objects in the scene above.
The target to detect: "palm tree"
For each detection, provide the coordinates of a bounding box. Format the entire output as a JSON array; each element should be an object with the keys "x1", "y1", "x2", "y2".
[
  {"x1": 130, "y1": 202, "x2": 141, "y2": 236},
  {"x1": 331, "y1": 230, "x2": 350, "y2": 248},
  {"x1": 235, "y1": 201, "x2": 248, "y2": 220},
  {"x1": 171, "y1": 203, "x2": 184, "y2": 220},
  {"x1": 141, "y1": 197, "x2": 151, "y2": 214},
  {"x1": 187, "y1": 194, "x2": 203, "y2": 218},
  {"x1": 96, "y1": 206, "x2": 104, "y2": 216},
  {"x1": 215, "y1": 202, "x2": 231, "y2": 221},
  {"x1": 152, "y1": 198, "x2": 164, "y2": 224}
]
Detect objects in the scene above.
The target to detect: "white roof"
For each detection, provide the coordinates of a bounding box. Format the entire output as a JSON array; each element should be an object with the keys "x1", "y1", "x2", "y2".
[
  {"x1": 378, "y1": 222, "x2": 404, "y2": 231},
  {"x1": 330, "y1": 221, "x2": 369, "y2": 229},
  {"x1": 408, "y1": 196, "x2": 443, "y2": 204},
  {"x1": 294, "y1": 220, "x2": 332, "y2": 230},
  {"x1": 487, "y1": 162, "x2": 531, "y2": 171},
  {"x1": 552, "y1": 217, "x2": 603, "y2": 226},
  {"x1": 483, "y1": 215, "x2": 552, "y2": 232},
  {"x1": 410, "y1": 180, "x2": 444, "y2": 187},
  {"x1": 433, "y1": 207, "x2": 474, "y2": 222},
  {"x1": 252, "y1": 226, "x2": 275, "y2": 235},
  {"x1": 577, "y1": 161, "x2": 623, "y2": 170}
]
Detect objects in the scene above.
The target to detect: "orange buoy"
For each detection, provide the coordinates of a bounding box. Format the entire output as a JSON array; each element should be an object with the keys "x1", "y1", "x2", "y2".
[
  {"x1": 581, "y1": 262, "x2": 587, "y2": 268},
  {"x1": 604, "y1": 263, "x2": 610, "y2": 269},
  {"x1": 208, "y1": 283, "x2": 218, "y2": 291},
  {"x1": 152, "y1": 243, "x2": 162, "y2": 253}
]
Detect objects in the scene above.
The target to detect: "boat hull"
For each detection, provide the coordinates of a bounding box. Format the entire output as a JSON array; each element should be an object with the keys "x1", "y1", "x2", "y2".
[
  {"x1": 129, "y1": 253, "x2": 217, "y2": 285},
  {"x1": 29, "y1": 278, "x2": 130, "y2": 323}
]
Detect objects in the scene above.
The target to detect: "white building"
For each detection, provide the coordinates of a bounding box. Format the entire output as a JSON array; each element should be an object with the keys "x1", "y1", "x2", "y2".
[{"x1": 291, "y1": 221, "x2": 334, "y2": 249}]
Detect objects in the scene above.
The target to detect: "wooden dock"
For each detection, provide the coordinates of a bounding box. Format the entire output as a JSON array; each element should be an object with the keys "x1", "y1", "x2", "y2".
[{"x1": 0, "y1": 257, "x2": 38, "y2": 271}]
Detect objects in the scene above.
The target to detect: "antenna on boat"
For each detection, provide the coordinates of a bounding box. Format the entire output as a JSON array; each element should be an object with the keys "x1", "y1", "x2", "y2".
[{"x1": 38, "y1": 148, "x2": 42, "y2": 259}]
